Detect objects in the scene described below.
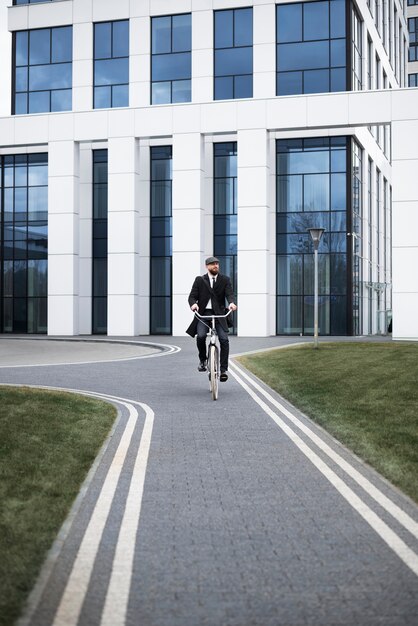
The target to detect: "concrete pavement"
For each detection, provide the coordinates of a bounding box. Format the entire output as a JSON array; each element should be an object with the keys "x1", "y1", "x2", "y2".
[{"x1": 0, "y1": 334, "x2": 417, "y2": 626}]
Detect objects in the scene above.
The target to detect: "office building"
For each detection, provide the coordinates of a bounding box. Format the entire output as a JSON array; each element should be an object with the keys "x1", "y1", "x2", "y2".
[{"x1": 0, "y1": 0, "x2": 417, "y2": 340}]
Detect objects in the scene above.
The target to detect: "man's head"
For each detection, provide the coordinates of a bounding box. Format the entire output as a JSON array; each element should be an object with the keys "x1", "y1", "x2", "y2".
[{"x1": 205, "y1": 256, "x2": 220, "y2": 276}]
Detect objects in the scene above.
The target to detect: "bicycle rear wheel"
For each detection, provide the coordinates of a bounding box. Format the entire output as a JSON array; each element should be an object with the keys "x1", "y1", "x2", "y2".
[{"x1": 208, "y1": 344, "x2": 219, "y2": 400}]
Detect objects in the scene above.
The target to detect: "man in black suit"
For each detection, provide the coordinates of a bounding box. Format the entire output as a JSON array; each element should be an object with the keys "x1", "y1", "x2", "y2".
[{"x1": 186, "y1": 256, "x2": 237, "y2": 381}]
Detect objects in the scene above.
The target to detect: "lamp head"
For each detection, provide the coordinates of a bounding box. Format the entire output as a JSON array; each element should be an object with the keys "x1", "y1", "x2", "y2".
[{"x1": 307, "y1": 227, "x2": 325, "y2": 250}]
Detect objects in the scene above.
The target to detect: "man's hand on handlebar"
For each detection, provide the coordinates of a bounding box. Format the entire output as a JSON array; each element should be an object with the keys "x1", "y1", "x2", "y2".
[
  {"x1": 191, "y1": 303, "x2": 199, "y2": 312},
  {"x1": 228, "y1": 303, "x2": 237, "y2": 312}
]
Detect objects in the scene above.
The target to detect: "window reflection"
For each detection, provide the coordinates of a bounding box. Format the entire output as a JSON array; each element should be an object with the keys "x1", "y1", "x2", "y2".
[
  {"x1": 150, "y1": 146, "x2": 172, "y2": 334},
  {"x1": 0, "y1": 154, "x2": 48, "y2": 333},
  {"x1": 276, "y1": 137, "x2": 349, "y2": 335},
  {"x1": 214, "y1": 8, "x2": 253, "y2": 100},
  {"x1": 14, "y1": 26, "x2": 72, "y2": 114},
  {"x1": 151, "y1": 14, "x2": 191, "y2": 104},
  {"x1": 214, "y1": 143, "x2": 238, "y2": 332},
  {"x1": 94, "y1": 21, "x2": 129, "y2": 109},
  {"x1": 92, "y1": 151, "x2": 108, "y2": 334},
  {"x1": 276, "y1": 0, "x2": 346, "y2": 95}
]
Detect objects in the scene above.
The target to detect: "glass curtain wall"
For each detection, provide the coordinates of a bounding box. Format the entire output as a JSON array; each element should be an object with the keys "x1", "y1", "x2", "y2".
[
  {"x1": 276, "y1": 137, "x2": 349, "y2": 335},
  {"x1": 408, "y1": 17, "x2": 418, "y2": 61},
  {"x1": 352, "y1": 141, "x2": 362, "y2": 335},
  {"x1": 14, "y1": 0, "x2": 56, "y2": 4},
  {"x1": 214, "y1": 8, "x2": 253, "y2": 100},
  {"x1": 14, "y1": 26, "x2": 72, "y2": 114},
  {"x1": 92, "y1": 150, "x2": 108, "y2": 334},
  {"x1": 352, "y1": 5, "x2": 363, "y2": 90},
  {"x1": 94, "y1": 21, "x2": 129, "y2": 108},
  {"x1": 213, "y1": 142, "x2": 238, "y2": 334},
  {"x1": 150, "y1": 146, "x2": 172, "y2": 334},
  {"x1": 1, "y1": 154, "x2": 48, "y2": 333},
  {"x1": 367, "y1": 158, "x2": 373, "y2": 333},
  {"x1": 151, "y1": 14, "x2": 191, "y2": 104},
  {"x1": 376, "y1": 168, "x2": 382, "y2": 331},
  {"x1": 276, "y1": 0, "x2": 346, "y2": 96}
]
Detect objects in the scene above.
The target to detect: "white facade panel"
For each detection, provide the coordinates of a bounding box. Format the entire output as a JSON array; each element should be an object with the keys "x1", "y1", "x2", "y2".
[
  {"x1": 392, "y1": 293, "x2": 418, "y2": 339},
  {"x1": 107, "y1": 136, "x2": 139, "y2": 335},
  {"x1": 14, "y1": 115, "x2": 49, "y2": 145},
  {"x1": 173, "y1": 104, "x2": 202, "y2": 134},
  {"x1": 392, "y1": 247, "x2": 418, "y2": 293},
  {"x1": 73, "y1": 0, "x2": 93, "y2": 24},
  {"x1": 47, "y1": 140, "x2": 80, "y2": 335},
  {"x1": 48, "y1": 295, "x2": 78, "y2": 335},
  {"x1": 92, "y1": 0, "x2": 130, "y2": 22},
  {"x1": 27, "y1": 1, "x2": 72, "y2": 29},
  {"x1": 73, "y1": 23, "x2": 92, "y2": 62},
  {"x1": 7, "y1": 5, "x2": 28, "y2": 31},
  {"x1": 392, "y1": 202, "x2": 418, "y2": 248}
]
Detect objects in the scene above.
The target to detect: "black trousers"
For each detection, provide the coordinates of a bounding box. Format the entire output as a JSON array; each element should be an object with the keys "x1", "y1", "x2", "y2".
[{"x1": 196, "y1": 309, "x2": 229, "y2": 372}]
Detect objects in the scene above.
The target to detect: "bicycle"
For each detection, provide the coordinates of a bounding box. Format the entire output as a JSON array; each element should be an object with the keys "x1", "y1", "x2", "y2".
[{"x1": 194, "y1": 310, "x2": 232, "y2": 401}]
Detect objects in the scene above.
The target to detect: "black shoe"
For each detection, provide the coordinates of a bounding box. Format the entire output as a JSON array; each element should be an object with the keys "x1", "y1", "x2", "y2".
[
  {"x1": 220, "y1": 371, "x2": 228, "y2": 382},
  {"x1": 198, "y1": 360, "x2": 207, "y2": 372}
]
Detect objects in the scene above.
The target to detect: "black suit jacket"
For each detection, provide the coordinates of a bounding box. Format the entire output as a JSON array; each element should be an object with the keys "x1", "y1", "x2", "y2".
[{"x1": 186, "y1": 273, "x2": 235, "y2": 336}]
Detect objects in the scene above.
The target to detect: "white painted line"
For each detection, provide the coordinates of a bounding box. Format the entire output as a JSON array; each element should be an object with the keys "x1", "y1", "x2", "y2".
[
  {"x1": 229, "y1": 366, "x2": 418, "y2": 578},
  {"x1": 100, "y1": 405, "x2": 154, "y2": 626},
  {"x1": 52, "y1": 398, "x2": 153, "y2": 626},
  {"x1": 230, "y1": 361, "x2": 418, "y2": 540}
]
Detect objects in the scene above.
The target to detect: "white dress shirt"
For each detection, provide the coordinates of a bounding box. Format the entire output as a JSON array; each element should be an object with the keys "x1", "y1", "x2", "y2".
[{"x1": 207, "y1": 272, "x2": 216, "y2": 309}]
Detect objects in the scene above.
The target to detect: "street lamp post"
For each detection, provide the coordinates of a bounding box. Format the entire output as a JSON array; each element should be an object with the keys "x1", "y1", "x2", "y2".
[{"x1": 307, "y1": 228, "x2": 325, "y2": 349}]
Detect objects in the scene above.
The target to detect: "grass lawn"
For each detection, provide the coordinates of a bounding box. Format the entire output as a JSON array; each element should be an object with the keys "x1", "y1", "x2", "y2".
[
  {"x1": 0, "y1": 386, "x2": 117, "y2": 626},
  {"x1": 238, "y1": 342, "x2": 418, "y2": 503}
]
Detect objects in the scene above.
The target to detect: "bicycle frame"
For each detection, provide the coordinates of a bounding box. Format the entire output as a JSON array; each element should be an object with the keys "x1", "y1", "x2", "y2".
[{"x1": 194, "y1": 310, "x2": 232, "y2": 400}]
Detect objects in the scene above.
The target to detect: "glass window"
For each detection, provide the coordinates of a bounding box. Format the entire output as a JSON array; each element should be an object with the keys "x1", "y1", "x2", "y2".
[
  {"x1": 304, "y1": 1, "x2": 329, "y2": 41},
  {"x1": 94, "y1": 21, "x2": 129, "y2": 109},
  {"x1": 214, "y1": 8, "x2": 253, "y2": 100},
  {"x1": 0, "y1": 154, "x2": 48, "y2": 333},
  {"x1": 213, "y1": 142, "x2": 238, "y2": 332},
  {"x1": 409, "y1": 73, "x2": 418, "y2": 87},
  {"x1": 14, "y1": 0, "x2": 57, "y2": 3},
  {"x1": 276, "y1": 137, "x2": 350, "y2": 336},
  {"x1": 92, "y1": 150, "x2": 108, "y2": 334},
  {"x1": 14, "y1": 26, "x2": 72, "y2": 114},
  {"x1": 409, "y1": 18, "x2": 418, "y2": 62},
  {"x1": 352, "y1": 5, "x2": 363, "y2": 90},
  {"x1": 151, "y1": 14, "x2": 191, "y2": 104},
  {"x1": 276, "y1": 1, "x2": 347, "y2": 96},
  {"x1": 150, "y1": 146, "x2": 172, "y2": 334}
]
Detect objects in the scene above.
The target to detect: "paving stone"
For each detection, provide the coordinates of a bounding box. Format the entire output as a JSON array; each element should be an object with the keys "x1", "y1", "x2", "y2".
[{"x1": 1, "y1": 335, "x2": 417, "y2": 626}]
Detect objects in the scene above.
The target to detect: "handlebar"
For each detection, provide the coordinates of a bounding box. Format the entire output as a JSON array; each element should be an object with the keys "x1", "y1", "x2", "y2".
[{"x1": 194, "y1": 309, "x2": 232, "y2": 320}]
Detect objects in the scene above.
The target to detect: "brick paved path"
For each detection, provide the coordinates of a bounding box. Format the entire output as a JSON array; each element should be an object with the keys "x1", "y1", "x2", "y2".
[{"x1": 1, "y1": 335, "x2": 417, "y2": 626}]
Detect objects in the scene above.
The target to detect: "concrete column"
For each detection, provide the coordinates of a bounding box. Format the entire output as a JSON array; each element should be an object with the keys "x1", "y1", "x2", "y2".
[
  {"x1": 391, "y1": 118, "x2": 418, "y2": 340},
  {"x1": 172, "y1": 132, "x2": 204, "y2": 336},
  {"x1": 253, "y1": 2, "x2": 276, "y2": 99},
  {"x1": 72, "y1": 21, "x2": 93, "y2": 112},
  {"x1": 107, "y1": 136, "x2": 140, "y2": 335},
  {"x1": 192, "y1": 9, "x2": 213, "y2": 103},
  {"x1": 237, "y1": 128, "x2": 272, "y2": 337},
  {"x1": 138, "y1": 140, "x2": 150, "y2": 335},
  {"x1": 48, "y1": 140, "x2": 80, "y2": 335},
  {"x1": 130, "y1": 16, "x2": 150, "y2": 108}
]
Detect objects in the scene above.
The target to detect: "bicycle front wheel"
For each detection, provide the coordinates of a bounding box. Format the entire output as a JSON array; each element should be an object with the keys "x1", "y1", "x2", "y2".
[{"x1": 209, "y1": 344, "x2": 219, "y2": 400}]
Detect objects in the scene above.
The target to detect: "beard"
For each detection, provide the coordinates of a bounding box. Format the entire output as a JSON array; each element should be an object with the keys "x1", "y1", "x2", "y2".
[{"x1": 208, "y1": 267, "x2": 219, "y2": 276}]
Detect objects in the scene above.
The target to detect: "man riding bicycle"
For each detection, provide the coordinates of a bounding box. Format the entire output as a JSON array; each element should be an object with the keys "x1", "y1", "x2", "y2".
[{"x1": 186, "y1": 257, "x2": 237, "y2": 381}]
